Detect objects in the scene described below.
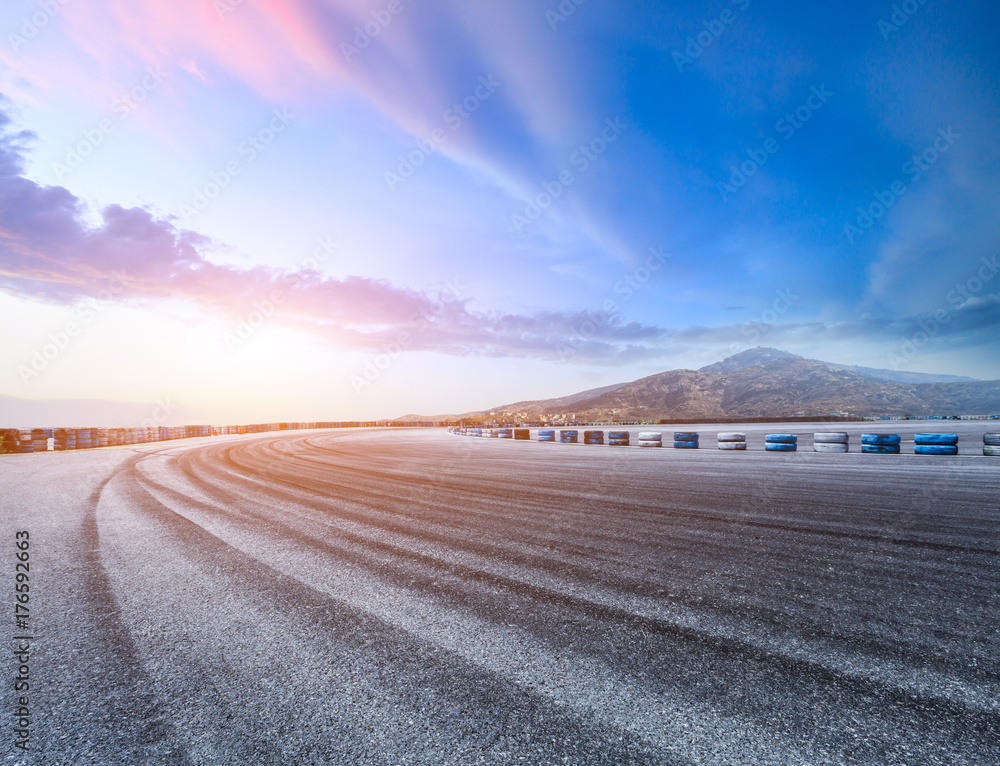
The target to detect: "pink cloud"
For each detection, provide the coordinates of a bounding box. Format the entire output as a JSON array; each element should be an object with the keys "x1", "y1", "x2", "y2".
[{"x1": 0, "y1": 108, "x2": 670, "y2": 363}]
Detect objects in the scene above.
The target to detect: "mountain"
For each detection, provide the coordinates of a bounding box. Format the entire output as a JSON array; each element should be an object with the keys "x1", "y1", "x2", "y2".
[
  {"x1": 699, "y1": 347, "x2": 978, "y2": 384},
  {"x1": 821, "y1": 363, "x2": 977, "y2": 385},
  {"x1": 699, "y1": 347, "x2": 797, "y2": 372},
  {"x1": 457, "y1": 350, "x2": 1000, "y2": 421}
]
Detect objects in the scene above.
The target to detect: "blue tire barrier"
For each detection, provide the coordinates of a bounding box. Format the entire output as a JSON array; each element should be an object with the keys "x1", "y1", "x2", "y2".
[
  {"x1": 813, "y1": 432, "x2": 848, "y2": 444},
  {"x1": 538, "y1": 429, "x2": 555, "y2": 442},
  {"x1": 765, "y1": 443, "x2": 797, "y2": 452},
  {"x1": 583, "y1": 430, "x2": 604, "y2": 444},
  {"x1": 862, "y1": 434, "x2": 901, "y2": 445},
  {"x1": 497, "y1": 428, "x2": 513, "y2": 439},
  {"x1": 813, "y1": 442, "x2": 849, "y2": 453},
  {"x1": 718, "y1": 441, "x2": 746, "y2": 450},
  {"x1": 673, "y1": 440, "x2": 699, "y2": 449},
  {"x1": 914, "y1": 433, "x2": 958, "y2": 446},
  {"x1": 984, "y1": 445, "x2": 1000, "y2": 457},
  {"x1": 717, "y1": 432, "x2": 746, "y2": 442},
  {"x1": 861, "y1": 443, "x2": 900, "y2": 454},
  {"x1": 915, "y1": 445, "x2": 958, "y2": 455},
  {"x1": 765, "y1": 434, "x2": 797, "y2": 444},
  {"x1": 560, "y1": 430, "x2": 579, "y2": 443},
  {"x1": 608, "y1": 430, "x2": 629, "y2": 446},
  {"x1": 674, "y1": 432, "x2": 699, "y2": 441},
  {"x1": 514, "y1": 429, "x2": 530, "y2": 440},
  {"x1": 984, "y1": 433, "x2": 1000, "y2": 447}
]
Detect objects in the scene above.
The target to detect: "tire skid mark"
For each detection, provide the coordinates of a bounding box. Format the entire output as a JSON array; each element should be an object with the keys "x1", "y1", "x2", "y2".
[
  {"x1": 161, "y1": 440, "x2": 1000, "y2": 686},
  {"x1": 134, "y1": 444, "x2": 1000, "y2": 739},
  {"x1": 126, "y1": 458, "x2": 821, "y2": 765},
  {"x1": 79, "y1": 456, "x2": 197, "y2": 765},
  {"x1": 117, "y1": 451, "x2": 680, "y2": 765},
  {"x1": 229, "y1": 436, "x2": 1000, "y2": 557}
]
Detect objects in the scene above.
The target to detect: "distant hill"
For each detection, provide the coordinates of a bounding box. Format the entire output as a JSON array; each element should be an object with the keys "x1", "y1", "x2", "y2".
[
  {"x1": 699, "y1": 347, "x2": 797, "y2": 372},
  {"x1": 423, "y1": 349, "x2": 999, "y2": 421},
  {"x1": 699, "y1": 347, "x2": 978, "y2": 384}
]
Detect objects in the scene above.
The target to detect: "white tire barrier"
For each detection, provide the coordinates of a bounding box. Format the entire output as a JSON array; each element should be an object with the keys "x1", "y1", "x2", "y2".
[
  {"x1": 813, "y1": 432, "x2": 848, "y2": 452},
  {"x1": 813, "y1": 432, "x2": 849, "y2": 444},
  {"x1": 984, "y1": 444, "x2": 1000, "y2": 457},
  {"x1": 717, "y1": 432, "x2": 746, "y2": 450},
  {"x1": 637, "y1": 431, "x2": 662, "y2": 447},
  {"x1": 984, "y1": 433, "x2": 1000, "y2": 447},
  {"x1": 717, "y1": 432, "x2": 746, "y2": 442},
  {"x1": 813, "y1": 442, "x2": 849, "y2": 453}
]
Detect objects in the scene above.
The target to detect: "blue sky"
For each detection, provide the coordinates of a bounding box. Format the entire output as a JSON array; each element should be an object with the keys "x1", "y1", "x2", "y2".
[{"x1": 1, "y1": 0, "x2": 998, "y2": 421}]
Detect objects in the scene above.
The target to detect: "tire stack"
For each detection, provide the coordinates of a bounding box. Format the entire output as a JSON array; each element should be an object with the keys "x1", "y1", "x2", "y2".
[
  {"x1": 985, "y1": 433, "x2": 1000, "y2": 457},
  {"x1": 608, "y1": 430, "x2": 629, "y2": 446},
  {"x1": 914, "y1": 433, "x2": 958, "y2": 455},
  {"x1": 96, "y1": 428, "x2": 109, "y2": 448},
  {"x1": 813, "y1": 432, "x2": 849, "y2": 453},
  {"x1": 637, "y1": 431, "x2": 662, "y2": 447},
  {"x1": 55, "y1": 428, "x2": 77, "y2": 451},
  {"x1": 538, "y1": 429, "x2": 555, "y2": 442},
  {"x1": 76, "y1": 428, "x2": 95, "y2": 450},
  {"x1": 514, "y1": 429, "x2": 530, "y2": 440},
  {"x1": 0, "y1": 429, "x2": 17, "y2": 453},
  {"x1": 717, "y1": 432, "x2": 746, "y2": 450},
  {"x1": 584, "y1": 430, "x2": 604, "y2": 445},
  {"x1": 765, "y1": 434, "x2": 797, "y2": 452},
  {"x1": 13, "y1": 430, "x2": 32, "y2": 453},
  {"x1": 496, "y1": 428, "x2": 513, "y2": 439},
  {"x1": 559, "y1": 429, "x2": 578, "y2": 443},
  {"x1": 861, "y1": 434, "x2": 900, "y2": 454},
  {"x1": 673, "y1": 432, "x2": 699, "y2": 449},
  {"x1": 31, "y1": 429, "x2": 52, "y2": 453}
]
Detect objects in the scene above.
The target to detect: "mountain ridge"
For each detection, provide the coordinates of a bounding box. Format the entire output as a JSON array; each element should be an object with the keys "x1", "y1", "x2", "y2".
[{"x1": 398, "y1": 348, "x2": 998, "y2": 421}]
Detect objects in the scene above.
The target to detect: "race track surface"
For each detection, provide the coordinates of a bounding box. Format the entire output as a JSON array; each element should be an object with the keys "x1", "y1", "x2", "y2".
[{"x1": 2, "y1": 426, "x2": 999, "y2": 765}]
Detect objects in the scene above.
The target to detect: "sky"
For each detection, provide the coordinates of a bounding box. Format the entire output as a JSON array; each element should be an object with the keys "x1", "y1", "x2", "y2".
[{"x1": 1, "y1": 0, "x2": 999, "y2": 424}]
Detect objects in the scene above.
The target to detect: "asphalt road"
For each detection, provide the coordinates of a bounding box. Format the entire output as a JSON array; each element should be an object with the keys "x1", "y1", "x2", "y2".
[{"x1": 2, "y1": 425, "x2": 999, "y2": 765}]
